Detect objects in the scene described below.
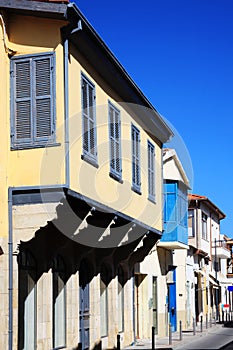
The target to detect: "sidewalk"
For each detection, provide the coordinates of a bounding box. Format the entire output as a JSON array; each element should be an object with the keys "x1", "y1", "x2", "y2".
[{"x1": 123, "y1": 323, "x2": 233, "y2": 349}]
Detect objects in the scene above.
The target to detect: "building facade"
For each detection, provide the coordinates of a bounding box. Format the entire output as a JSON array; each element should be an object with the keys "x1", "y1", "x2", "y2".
[
  {"x1": 187, "y1": 194, "x2": 231, "y2": 324},
  {"x1": 158, "y1": 149, "x2": 190, "y2": 333},
  {"x1": 0, "y1": 0, "x2": 172, "y2": 349}
]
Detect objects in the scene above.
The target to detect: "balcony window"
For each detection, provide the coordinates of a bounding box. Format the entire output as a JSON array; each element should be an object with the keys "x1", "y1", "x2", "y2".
[
  {"x1": 188, "y1": 209, "x2": 195, "y2": 237},
  {"x1": 202, "y1": 212, "x2": 208, "y2": 240}
]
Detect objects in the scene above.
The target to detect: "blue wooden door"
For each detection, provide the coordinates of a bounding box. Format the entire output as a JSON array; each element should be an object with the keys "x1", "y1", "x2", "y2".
[
  {"x1": 79, "y1": 262, "x2": 90, "y2": 350},
  {"x1": 168, "y1": 270, "x2": 177, "y2": 332}
]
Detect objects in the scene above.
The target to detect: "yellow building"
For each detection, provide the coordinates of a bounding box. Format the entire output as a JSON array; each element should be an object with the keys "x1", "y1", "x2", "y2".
[{"x1": 0, "y1": 0, "x2": 172, "y2": 349}]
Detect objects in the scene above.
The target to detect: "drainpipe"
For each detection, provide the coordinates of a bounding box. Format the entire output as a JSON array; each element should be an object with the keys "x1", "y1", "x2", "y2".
[
  {"x1": 63, "y1": 35, "x2": 70, "y2": 188},
  {"x1": 1, "y1": 13, "x2": 16, "y2": 350},
  {"x1": 8, "y1": 187, "x2": 13, "y2": 350},
  {"x1": 63, "y1": 5, "x2": 82, "y2": 188},
  {"x1": 195, "y1": 200, "x2": 198, "y2": 249}
]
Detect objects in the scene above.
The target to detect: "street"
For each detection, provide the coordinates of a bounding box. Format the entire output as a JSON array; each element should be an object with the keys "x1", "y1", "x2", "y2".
[{"x1": 174, "y1": 327, "x2": 233, "y2": 350}]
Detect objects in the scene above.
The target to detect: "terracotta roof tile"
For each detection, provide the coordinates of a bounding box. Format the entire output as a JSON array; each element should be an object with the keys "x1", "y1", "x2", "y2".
[
  {"x1": 188, "y1": 193, "x2": 226, "y2": 219},
  {"x1": 188, "y1": 194, "x2": 207, "y2": 200}
]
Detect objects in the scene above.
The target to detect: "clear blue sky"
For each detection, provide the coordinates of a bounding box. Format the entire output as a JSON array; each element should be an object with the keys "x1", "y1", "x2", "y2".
[{"x1": 73, "y1": 0, "x2": 233, "y2": 236}]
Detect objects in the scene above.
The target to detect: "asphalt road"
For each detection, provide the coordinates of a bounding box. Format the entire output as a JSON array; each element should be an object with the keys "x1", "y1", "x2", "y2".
[
  {"x1": 221, "y1": 341, "x2": 233, "y2": 350},
  {"x1": 175, "y1": 328, "x2": 233, "y2": 349}
]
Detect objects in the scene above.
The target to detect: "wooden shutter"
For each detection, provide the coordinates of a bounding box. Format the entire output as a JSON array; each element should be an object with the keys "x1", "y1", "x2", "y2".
[
  {"x1": 132, "y1": 125, "x2": 140, "y2": 190},
  {"x1": 148, "y1": 141, "x2": 155, "y2": 200},
  {"x1": 14, "y1": 59, "x2": 32, "y2": 144},
  {"x1": 109, "y1": 102, "x2": 121, "y2": 178},
  {"x1": 34, "y1": 56, "x2": 54, "y2": 141},
  {"x1": 11, "y1": 53, "x2": 55, "y2": 148},
  {"x1": 81, "y1": 74, "x2": 97, "y2": 161}
]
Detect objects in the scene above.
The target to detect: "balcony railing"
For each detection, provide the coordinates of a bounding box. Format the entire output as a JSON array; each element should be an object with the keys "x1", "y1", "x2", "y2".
[{"x1": 212, "y1": 241, "x2": 231, "y2": 259}]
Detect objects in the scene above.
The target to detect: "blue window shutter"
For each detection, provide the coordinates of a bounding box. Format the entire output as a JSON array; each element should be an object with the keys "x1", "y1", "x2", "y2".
[
  {"x1": 109, "y1": 102, "x2": 121, "y2": 179},
  {"x1": 148, "y1": 141, "x2": 155, "y2": 200},
  {"x1": 34, "y1": 56, "x2": 54, "y2": 141},
  {"x1": 81, "y1": 74, "x2": 97, "y2": 162},
  {"x1": 132, "y1": 125, "x2": 141, "y2": 191},
  {"x1": 13, "y1": 59, "x2": 32, "y2": 144},
  {"x1": 11, "y1": 52, "x2": 55, "y2": 148}
]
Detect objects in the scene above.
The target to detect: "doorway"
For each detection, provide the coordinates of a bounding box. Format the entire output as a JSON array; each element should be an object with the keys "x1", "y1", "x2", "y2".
[{"x1": 168, "y1": 269, "x2": 177, "y2": 332}]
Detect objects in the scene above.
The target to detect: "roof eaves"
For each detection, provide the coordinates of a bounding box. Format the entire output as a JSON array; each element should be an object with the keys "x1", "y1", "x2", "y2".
[
  {"x1": 66, "y1": 2, "x2": 173, "y2": 143},
  {"x1": 0, "y1": 0, "x2": 67, "y2": 19},
  {"x1": 188, "y1": 194, "x2": 226, "y2": 220}
]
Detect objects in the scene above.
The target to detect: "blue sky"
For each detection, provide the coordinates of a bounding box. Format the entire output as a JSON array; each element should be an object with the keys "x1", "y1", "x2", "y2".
[{"x1": 73, "y1": 0, "x2": 233, "y2": 236}]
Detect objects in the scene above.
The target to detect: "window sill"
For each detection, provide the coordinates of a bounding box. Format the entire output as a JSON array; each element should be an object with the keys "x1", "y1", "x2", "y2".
[
  {"x1": 52, "y1": 345, "x2": 66, "y2": 350},
  {"x1": 81, "y1": 154, "x2": 99, "y2": 168},
  {"x1": 148, "y1": 196, "x2": 156, "y2": 204},
  {"x1": 131, "y1": 186, "x2": 142, "y2": 195},
  {"x1": 11, "y1": 142, "x2": 61, "y2": 151},
  {"x1": 109, "y1": 172, "x2": 123, "y2": 184},
  {"x1": 100, "y1": 334, "x2": 108, "y2": 339}
]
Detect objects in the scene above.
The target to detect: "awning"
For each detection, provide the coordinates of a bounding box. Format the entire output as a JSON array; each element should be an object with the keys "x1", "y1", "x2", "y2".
[
  {"x1": 209, "y1": 276, "x2": 218, "y2": 287},
  {"x1": 194, "y1": 269, "x2": 206, "y2": 277}
]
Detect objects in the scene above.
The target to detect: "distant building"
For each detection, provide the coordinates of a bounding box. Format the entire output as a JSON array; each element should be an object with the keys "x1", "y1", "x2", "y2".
[
  {"x1": 158, "y1": 148, "x2": 190, "y2": 333},
  {"x1": 188, "y1": 194, "x2": 232, "y2": 323}
]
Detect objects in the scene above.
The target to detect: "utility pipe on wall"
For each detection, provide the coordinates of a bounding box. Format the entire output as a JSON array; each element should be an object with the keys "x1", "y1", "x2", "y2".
[{"x1": 8, "y1": 188, "x2": 13, "y2": 350}]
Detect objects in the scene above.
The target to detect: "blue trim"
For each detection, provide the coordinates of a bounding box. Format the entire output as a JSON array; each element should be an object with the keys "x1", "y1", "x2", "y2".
[{"x1": 10, "y1": 142, "x2": 61, "y2": 151}]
